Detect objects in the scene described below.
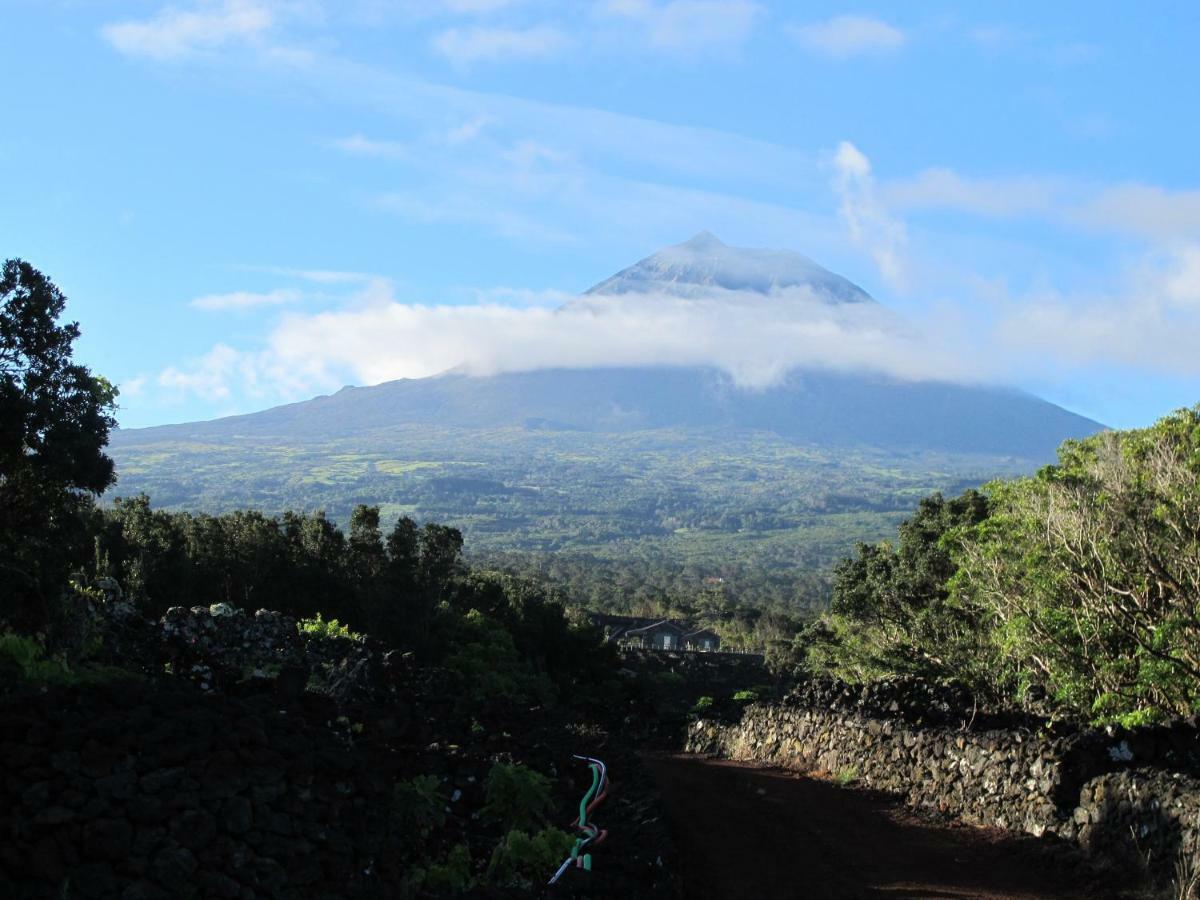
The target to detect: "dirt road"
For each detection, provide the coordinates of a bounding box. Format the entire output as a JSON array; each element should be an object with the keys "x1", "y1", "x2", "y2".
[{"x1": 647, "y1": 755, "x2": 1119, "y2": 900}]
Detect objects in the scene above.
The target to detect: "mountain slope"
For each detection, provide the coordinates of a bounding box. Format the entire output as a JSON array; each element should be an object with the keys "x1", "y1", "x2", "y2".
[
  {"x1": 116, "y1": 365, "x2": 1099, "y2": 460},
  {"x1": 106, "y1": 234, "x2": 1104, "y2": 608}
]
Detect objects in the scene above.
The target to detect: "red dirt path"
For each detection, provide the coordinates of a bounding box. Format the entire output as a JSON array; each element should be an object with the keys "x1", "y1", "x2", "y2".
[{"x1": 647, "y1": 755, "x2": 1121, "y2": 900}]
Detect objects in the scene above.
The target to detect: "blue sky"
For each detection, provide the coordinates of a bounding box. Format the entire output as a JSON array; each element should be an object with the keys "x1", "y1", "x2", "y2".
[{"x1": 3, "y1": 1, "x2": 1199, "y2": 429}]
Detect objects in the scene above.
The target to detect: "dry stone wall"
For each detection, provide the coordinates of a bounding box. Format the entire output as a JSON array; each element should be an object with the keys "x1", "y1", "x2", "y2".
[
  {"x1": 0, "y1": 680, "x2": 408, "y2": 900},
  {"x1": 686, "y1": 677, "x2": 1200, "y2": 872}
]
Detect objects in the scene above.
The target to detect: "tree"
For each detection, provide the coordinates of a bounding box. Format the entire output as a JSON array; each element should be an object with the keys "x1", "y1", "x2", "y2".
[
  {"x1": 0, "y1": 260, "x2": 117, "y2": 625},
  {"x1": 810, "y1": 490, "x2": 992, "y2": 685},
  {"x1": 954, "y1": 411, "x2": 1200, "y2": 723}
]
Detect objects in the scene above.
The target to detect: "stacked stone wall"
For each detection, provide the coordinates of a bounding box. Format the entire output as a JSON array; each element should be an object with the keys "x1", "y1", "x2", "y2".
[{"x1": 686, "y1": 678, "x2": 1200, "y2": 871}]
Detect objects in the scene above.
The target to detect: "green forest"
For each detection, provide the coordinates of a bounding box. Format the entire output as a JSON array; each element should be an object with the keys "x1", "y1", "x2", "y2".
[{"x1": 107, "y1": 424, "x2": 1022, "y2": 616}]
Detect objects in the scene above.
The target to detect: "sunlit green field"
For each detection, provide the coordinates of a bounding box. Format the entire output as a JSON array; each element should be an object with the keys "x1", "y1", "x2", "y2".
[{"x1": 107, "y1": 425, "x2": 1031, "y2": 611}]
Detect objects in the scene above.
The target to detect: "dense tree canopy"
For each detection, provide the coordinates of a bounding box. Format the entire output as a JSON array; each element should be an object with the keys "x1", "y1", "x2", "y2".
[
  {"x1": 814, "y1": 408, "x2": 1200, "y2": 724},
  {"x1": 0, "y1": 260, "x2": 117, "y2": 624}
]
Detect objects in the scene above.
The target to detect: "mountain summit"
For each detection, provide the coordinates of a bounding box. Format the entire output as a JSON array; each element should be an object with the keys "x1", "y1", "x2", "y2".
[
  {"x1": 107, "y1": 236, "x2": 1103, "y2": 578},
  {"x1": 583, "y1": 231, "x2": 873, "y2": 303}
]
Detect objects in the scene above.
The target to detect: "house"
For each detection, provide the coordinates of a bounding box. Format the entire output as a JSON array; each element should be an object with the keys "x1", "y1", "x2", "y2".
[
  {"x1": 589, "y1": 614, "x2": 721, "y2": 652},
  {"x1": 683, "y1": 628, "x2": 720, "y2": 651}
]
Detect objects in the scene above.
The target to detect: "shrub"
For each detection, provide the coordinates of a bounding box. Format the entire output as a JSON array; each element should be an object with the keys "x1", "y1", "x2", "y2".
[
  {"x1": 692, "y1": 695, "x2": 714, "y2": 711},
  {"x1": 0, "y1": 631, "x2": 70, "y2": 682},
  {"x1": 732, "y1": 689, "x2": 758, "y2": 702},
  {"x1": 487, "y1": 828, "x2": 575, "y2": 887},
  {"x1": 394, "y1": 775, "x2": 446, "y2": 840},
  {"x1": 406, "y1": 844, "x2": 473, "y2": 895},
  {"x1": 298, "y1": 613, "x2": 361, "y2": 642},
  {"x1": 481, "y1": 763, "x2": 553, "y2": 832}
]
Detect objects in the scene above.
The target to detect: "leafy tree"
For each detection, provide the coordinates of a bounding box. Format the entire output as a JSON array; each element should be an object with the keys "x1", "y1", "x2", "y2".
[
  {"x1": 954, "y1": 410, "x2": 1200, "y2": 722},
  {"x1": 809, "y1": 490, "x2": 992, "y2": 685},
  {"x1": 0, "y1": 260, "x2": 117, "y2": 625}
]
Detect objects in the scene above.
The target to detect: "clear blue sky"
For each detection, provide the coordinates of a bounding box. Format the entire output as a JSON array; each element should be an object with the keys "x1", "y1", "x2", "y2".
[{"x1": 3, "y1": 1, "x2": 1199, "y2": 429}]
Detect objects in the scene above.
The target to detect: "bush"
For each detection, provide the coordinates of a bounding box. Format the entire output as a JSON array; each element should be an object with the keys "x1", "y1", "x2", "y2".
[
  {"x1": 481, "y1": 763, "x2": 553, "y2": 832},
  {"x1": 692, "y1": 695, "x2": 714, "y2": 711},
  {"x1": 298, "y1": 613, "x2": 362, "y2": 642},
  {"x1": 0, "y1": 631, "x2": 70, "y2": 682},
  {"x1": 393, "y1": 775, "x2": 446, "y2": 840},
  {"x1": 406, "y1": 844, "x2": 473, "y2": 895},
  {"x1": 732, "y1": 689, "x2": 758, "y2": 702},
  {"x1": 487, "y1": 828, "x2": 575, "y2": 887}
]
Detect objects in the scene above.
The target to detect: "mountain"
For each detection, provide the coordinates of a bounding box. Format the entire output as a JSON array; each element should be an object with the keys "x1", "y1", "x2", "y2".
[
  {"x1": 116, "y1": 366, "x2": 1097, "y2": 460},
  {"x1": 581, "y1": 231, "x2": 873, "y2": 302},
  {"x1": 106, "y1": 234, "x2": 1104, "y2": 609}
]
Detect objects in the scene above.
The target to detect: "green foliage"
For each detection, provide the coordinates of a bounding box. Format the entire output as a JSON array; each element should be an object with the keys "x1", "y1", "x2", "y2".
[
  {"x1": 0, "y1": 631, "x2": 71, "y2": 682},
  {"x1": 481, "y1": 763, "x2": 553, "y2": 832},
  {"x1": 298, "y1": 613, "x2": 361, "y2": 642},
  {"x1": 393, "y1": 775, "x2": 446, "y2": 840},
  {"x1": 833, "y1": 766, "x2": 859, "y2": 786},
  {"x1": 952, "y1": 408, "x2": 1200, "y2": 722},
  {"x1": 1, "y1": 260, "x2": 117, "y2": 628},
  {"x1": 732, "y1": 689, "x2": 758, "y2": 702},
  {"x1": 443, "y1": 610, "x2": 556, "y2": 710},
  {"x1": 406, "y1": 844, "x2": 473, "y2": 895},
  {"x1": 487, "y1": 828, "x2": 574, "y2": 887},
  {"x1": 810, "y1": 407, "x2": 1200, "y2": 724},
  {"x1": 692, "y1": 695, "x2": 714, "y2": 711},
  {"x1": 0, "y1": 629, "x2": 127, "y2": 687},
  {"x1": 809, "y1": 490, "x2": 994, "y2": 689},
  {"x1": 107, "y1": 420, "x2": 1029, "y2": 618}
]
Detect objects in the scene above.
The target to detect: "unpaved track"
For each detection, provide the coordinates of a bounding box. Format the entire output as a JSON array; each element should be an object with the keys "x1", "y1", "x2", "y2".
[{"x1": 648, "y1": 755, "x2": 1117, "y2": 900}]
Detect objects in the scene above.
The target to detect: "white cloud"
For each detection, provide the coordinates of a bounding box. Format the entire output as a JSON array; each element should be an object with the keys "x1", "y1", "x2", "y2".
[
  {"x1": 991, "y1": 244, "x2": 1200, "y2": 375},
  {"x1": 156, "y1": 280, "x2": 974, "y2": 409},
  {"x1": 441, "y1": 0, "x2": 524, "y2": 12},
  {"x1": 1072, "y1": 184, "x2": 1200, "y2": 242},
  {"x1": 787, "y1": 15, "x2": 906, "y2": 59},
  {"x1": 878, "y1": 168, "x2": 1200, "y2": 244},
  {"x1": 120, "y1": 376, "x2": 148, "y2": 400},
  {"x1": 333, "y1": 134, "x2": 411, "y2": 159},
  {"x1": 189, "y1": 288, "x2": 301, "y2": 311},
  {"x1": 882, "y1": 168, "x2": 1060, "y2": 218},
  {"x1": 431, "y1": 24, "x2": 571, "y2": 66},
  {"x1": 102, "y1": 0, "x2": 274, "y2": 60},
  {"x1": 158, "y1": 344, "x2": 245, "y2": 401},
  {"x1": 831, "y1": 141, "x2": 908, "y2": 291},
  {"x1": 600, "y1": 0, "x2": 763, "y2": 53}
]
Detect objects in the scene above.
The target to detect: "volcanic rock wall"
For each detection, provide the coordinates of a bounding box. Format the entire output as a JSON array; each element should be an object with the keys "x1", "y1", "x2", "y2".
[
  {"x1": 686, "y1": 678, "x2": 1200, "y2": 870},
  {"x1": 0, "y1": 680, "x2": 408, "y2": 900}
]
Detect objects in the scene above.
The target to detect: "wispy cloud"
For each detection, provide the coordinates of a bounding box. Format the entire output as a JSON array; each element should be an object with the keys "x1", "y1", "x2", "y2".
[
  {"x1": 831, "y1": 142, "x2": 908, "y2": 291},
  {"x1": 1072, "y1": 184, "x2": 1200, "y2": 242},
  {"x1": 431, "y1": 24, "x2": 571, "y2": 67},
  {"x1": 881, "y1": 167, "x2": 1200, "y2": 244},
  {"x1": 599, "y1": 0, "x2": 764, "y2": 54},
  {"x1": 332, "y1": 133, "x2": 411, "y2": 159},
  {"x1": 787, "y1": 15, "x2": 906, "y2": 59},
  {"x1": 882, "y1": 168, "x2": 1061, "y2": 218},
  {"x1": 189, "y1": 288, "x2": 301, "y2": 311},
  {"x1": 102, "y1": 0, "x2": 274, "y2": 60}
]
